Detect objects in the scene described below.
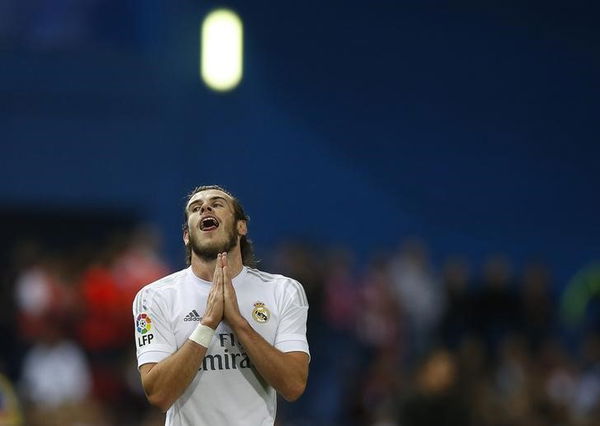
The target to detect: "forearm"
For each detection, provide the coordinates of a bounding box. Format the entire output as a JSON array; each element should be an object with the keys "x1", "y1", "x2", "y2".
[
  {"x1": 141, "y1": 339, "x2": 208, "y2": 412},
  {"x1": 231, "y1": 318, "x2": 308, "y2": 401}
]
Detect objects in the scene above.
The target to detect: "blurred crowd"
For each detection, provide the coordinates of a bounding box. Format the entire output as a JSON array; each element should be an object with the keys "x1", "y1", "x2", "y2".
[
  {"x1": 1, "y1": 231, "x2": 599, "y2": 426},
  {"x1": 0, "y1": 226, "x2": 169, "y2": 426},
  {"x1": 275, "y1": 240, "x2": 600, "y2": 426}
]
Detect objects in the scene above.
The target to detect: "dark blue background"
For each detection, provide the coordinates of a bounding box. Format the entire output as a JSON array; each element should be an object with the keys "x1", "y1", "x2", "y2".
[{"x1": 2, "y1": 0, "x2": 599, "y2": 282}]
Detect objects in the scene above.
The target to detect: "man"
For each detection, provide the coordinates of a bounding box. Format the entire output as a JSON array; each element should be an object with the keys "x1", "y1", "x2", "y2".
[{"x1": 132, "y1": 185, "x2": 310, "y2": 425}]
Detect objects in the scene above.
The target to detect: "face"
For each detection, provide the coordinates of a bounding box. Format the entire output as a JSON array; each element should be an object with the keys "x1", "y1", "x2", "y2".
[{"x1": 184, "y1": 189, "x2": 247, "y2": 262}]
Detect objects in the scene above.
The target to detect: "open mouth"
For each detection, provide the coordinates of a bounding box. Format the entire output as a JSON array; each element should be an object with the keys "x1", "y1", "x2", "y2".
[{"x1": 200, "y1": 216, "x2": 219, "y2": 231}]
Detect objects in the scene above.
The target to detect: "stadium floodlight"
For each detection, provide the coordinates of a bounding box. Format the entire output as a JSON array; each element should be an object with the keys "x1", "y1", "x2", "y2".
[{"x1": 201, "y1": 8, "x2": 243, "y2": 92}]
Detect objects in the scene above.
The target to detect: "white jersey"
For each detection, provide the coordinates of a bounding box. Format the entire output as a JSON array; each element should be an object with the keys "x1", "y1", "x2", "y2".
[{"x1": 132, "y1": 266, "x2": 310, "y2": 426}]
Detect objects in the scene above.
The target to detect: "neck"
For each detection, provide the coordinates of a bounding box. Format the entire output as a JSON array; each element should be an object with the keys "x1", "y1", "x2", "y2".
[{"x1": 190, "y1": 248, "x2": 244, "y2": 281}]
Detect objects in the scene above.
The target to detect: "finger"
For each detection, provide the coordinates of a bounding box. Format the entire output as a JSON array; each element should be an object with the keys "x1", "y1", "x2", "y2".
[
  {"x1": 217, "y1": 254, "x2": 225, "y2": 294},
  {"x1": 213, "y1": 253, "x2": 222, "y2": 283},
  {"x1": 220, "y1": 252, "x2": 232, "y2": 281},
  {"x1": 223, "y1": 263, "x2": 231, "y2": 289},
  {"x1": 221, "y1": 252, "x2": 227, "y2": 284},
  {"x1": 223, "y1": 267, "x2": 234, "y2": 303},
  {"x1": 220, "y1": 253, "x2": 229, "y2": 294}
]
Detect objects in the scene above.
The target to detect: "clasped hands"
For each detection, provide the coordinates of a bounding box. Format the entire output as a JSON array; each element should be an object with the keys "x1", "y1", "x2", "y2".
[{"x1": 201, "y1": 252, "x2": 243, "y2": 330}]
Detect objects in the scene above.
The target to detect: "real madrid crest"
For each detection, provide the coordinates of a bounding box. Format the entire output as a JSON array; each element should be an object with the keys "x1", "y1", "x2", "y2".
[{"x1": 252, "y1": 301, "x2": 270, "y2": 323}]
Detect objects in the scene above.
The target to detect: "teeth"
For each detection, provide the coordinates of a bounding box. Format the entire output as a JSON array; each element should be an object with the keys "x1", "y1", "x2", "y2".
[{"x1": 201, "y1": 217, "x2": 218, "y2": 230}]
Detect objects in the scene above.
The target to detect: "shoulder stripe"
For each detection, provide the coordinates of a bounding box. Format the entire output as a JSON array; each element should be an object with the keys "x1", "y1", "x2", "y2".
[
  {"x1": 246, "y1": 268, "x2": 277, "y2": 282},
  {"x1": 133, "y1": 269, "x2": 186, "y2": 315},
  {"x1": 289, "y1": 278, "x2": 309, "y2": 307},
  {"x1": 246, "y1": 268, "x2": 309, "y2": 306}
]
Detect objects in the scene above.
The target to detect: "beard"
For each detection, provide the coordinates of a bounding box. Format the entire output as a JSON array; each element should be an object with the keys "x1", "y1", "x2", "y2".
[{"x1": 187, "y1": 223, "x2": 239, "y2": 262}]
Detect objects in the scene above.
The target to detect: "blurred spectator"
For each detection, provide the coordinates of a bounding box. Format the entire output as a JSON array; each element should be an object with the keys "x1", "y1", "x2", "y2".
[
  {"x1": 561, "y1": 262, "x2": 600, "y2": 331},
  {"x1": 439, "y1": 256, "x2": 474, "y2": 348},
  {"x1": 572, "y1": 334, "x2": 600, "y2": 422},
  {"x1": 110, "y1": 225, "x2": 169, "y2": 306},
  {"x1": 19, "y1": 319, "x2": 106, "y2": 425},
  {"x1": 270, "y1": 241, "x2": 325, "y2": 331},
  {"x1": 15, "y1": 253, "x2": 78, "y2": 342},
  {"x1": 21, "y1": 334, "x2": 91, "y2": 406},
  {"x1": 455, "y1": 337, "x2": 493, "y2": 425},
  {"x1": 357, "y1": 258, "x2": 403, "y2": 353},
  {"x1": 320, "y1": 249, "x2": 364, "y2": 424},
  {"x1": 77, "y1": 243, "x2": 131, "y2": 353},
  {"x1": 520, "y1": 262, "x2": 556, "y2": 351},
  {"x1": 538, "y1": 339, "x2": 577, "y2": 424},
  {"x1": 0, "y1": 371, "x2": 23, "y2": 426},
  {"x1": 359, "y1": 349, "x2": 402, "y2": 426},
  {"x1": 400, "y1": 348, "x2": 470, "y2": 426},
  {"x1": 493, "y1": 335, "x2": 532, "y2": 424},
  {"x1": 350, "y1": 257, "x2": 404, "y2": 426},
  {"x1": 389, "y1": 239, "x2": 444, "y2": 357},
  {"x1": 473, "y1": 255, "x2": 521, "y2": 354},
  {"x1": 322, "y1": 249, "x2": 359, "y2": 333}
]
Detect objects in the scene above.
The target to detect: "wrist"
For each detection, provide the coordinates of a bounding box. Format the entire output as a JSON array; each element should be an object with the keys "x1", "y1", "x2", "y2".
[
  {"x1": 229, "y1": 315, "x2": 250, "y2": 334},
  {"x1": 189, "y1": 323, "x2": 216, "y2": 348},
  {"x1": 200, "y1": 317, "x2": 219, "y2": 329}
]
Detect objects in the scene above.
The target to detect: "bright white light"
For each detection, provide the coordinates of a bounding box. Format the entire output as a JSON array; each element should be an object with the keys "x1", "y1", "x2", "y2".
[{"x1": 201, "y1": 9, "x2": 243, "y2": 92}]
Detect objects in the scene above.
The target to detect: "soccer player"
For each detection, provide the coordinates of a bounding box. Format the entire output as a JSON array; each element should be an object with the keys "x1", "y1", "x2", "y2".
[{"x1": 132, "y1": 185, "x2": 310, "y2": 425}]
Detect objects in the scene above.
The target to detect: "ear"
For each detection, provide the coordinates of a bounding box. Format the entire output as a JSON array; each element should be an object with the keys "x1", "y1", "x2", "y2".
[
  {"x1": 183, "y1": 229, "x2": 189, "y2": 245},
  {"x1": 237, "y1": 220, "x2": 248, "y2": 237}
]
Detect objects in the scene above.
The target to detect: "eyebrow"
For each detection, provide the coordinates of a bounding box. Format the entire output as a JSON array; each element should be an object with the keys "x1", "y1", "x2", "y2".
[{"x1": 187, "y1": 196, "x2": 229, "y2": 210}]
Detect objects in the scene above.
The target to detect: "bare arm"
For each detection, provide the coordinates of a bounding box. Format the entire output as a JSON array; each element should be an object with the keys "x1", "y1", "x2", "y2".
[
  {"x1": 231, "y1": 317, "x2": 309, "y2": 401},
  {"x1": 139, "y1": 339, "x2": 209, "y2": 412},
  {"x1": 139, "y1": 254, "x2": 226, "y2": 412},
  {"x1": 221, "y1": 253, "x2": 309, "y2": 401}
]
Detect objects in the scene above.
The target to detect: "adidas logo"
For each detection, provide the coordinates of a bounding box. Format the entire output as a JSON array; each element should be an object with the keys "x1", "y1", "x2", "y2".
[{"x1": 184, "y1": 310, "x2": 201, "y2": 322}]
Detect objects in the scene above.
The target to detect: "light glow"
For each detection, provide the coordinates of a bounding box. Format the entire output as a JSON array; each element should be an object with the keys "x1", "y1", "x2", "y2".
[{"x1": 201, "y1": 9, "x2": 243, "y2": 92}]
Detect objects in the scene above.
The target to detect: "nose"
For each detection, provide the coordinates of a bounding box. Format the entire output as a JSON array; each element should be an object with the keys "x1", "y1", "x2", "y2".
[{"x1": 200, "y1": 204, "x2": 213, "y2": 214}]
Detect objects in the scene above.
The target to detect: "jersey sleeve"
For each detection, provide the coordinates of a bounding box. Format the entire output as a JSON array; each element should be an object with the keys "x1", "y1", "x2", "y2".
[
  {"x1": 132, "y1": 286, "x2": 177, "y2": 368},
  {"x1": 274, "y1": 279, "x2": 310, "y2": 359}
]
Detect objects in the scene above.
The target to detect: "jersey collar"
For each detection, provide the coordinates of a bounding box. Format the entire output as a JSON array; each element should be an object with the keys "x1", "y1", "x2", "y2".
[{"x1": 187, "y1": 265, "x2": 248, "y2": 287}]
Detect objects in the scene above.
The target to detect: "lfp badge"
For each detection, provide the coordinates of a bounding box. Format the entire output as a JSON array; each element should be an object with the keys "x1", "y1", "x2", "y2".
[
  {"x1": 136, "y1": 313, "x2": 154, "y2": 347},
  {"x1": 136, "y1": 313, "x2": 152, "y2": 334}
]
